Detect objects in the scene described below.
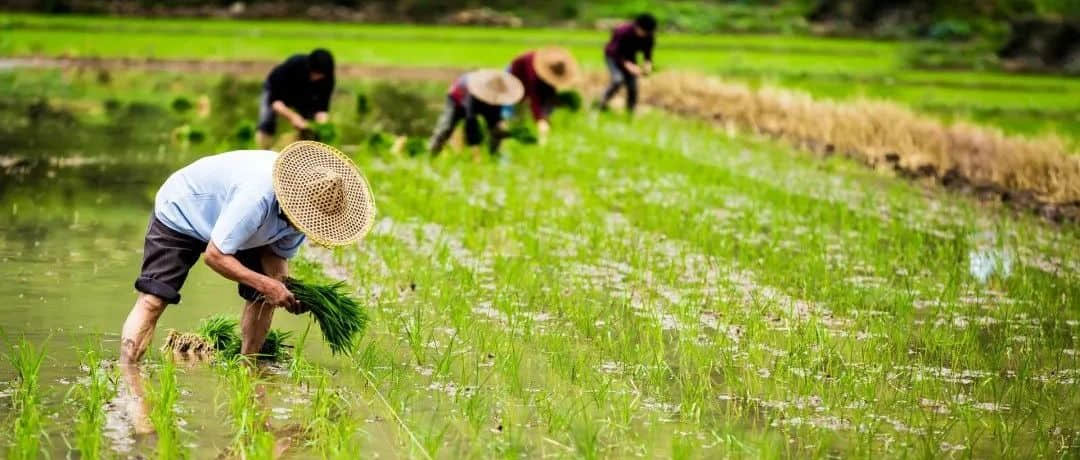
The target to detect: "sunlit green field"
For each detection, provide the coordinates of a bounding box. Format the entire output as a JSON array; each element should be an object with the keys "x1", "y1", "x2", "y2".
[
  {"x1": 1, "y1": 13, "x2": 1079, "y2": 459},
  {"x1": 1, "y1": 63, "x2": 1079, "y2": 458},
  {"x1": 2, "y1": 13, "x2": 1079, "y2": 141}
]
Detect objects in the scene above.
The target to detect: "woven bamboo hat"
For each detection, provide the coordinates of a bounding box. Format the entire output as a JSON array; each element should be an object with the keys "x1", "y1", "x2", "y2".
[
  {"x1": 533, "y1": 47, "x2": 579, "y2": 89},
  {"x1": 465, "y1": 69, "x2": 524, "y2": 106},
  {"x1": 273, "y1": 141, "x2": 376, "y2": 246}
]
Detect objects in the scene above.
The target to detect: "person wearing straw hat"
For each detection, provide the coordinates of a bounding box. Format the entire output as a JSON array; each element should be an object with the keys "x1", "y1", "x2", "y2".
[
  {"x1": 504, "y1": 47, "x2": 579, "y2": 145},
  {"x1": 428, "y1": 69, "x2": 524, "y2": 159},
  {"x1": 118, "y1": 141, "x2": 375, "y2": 365},
  {"x1": 597, "y1": 13, "x2": 657, "y2": 114}
]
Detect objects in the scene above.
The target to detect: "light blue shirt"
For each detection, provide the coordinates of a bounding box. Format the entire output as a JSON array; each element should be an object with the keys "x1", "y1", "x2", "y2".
[{"x1": 154, "y1": 150, "x2": 305, "y2": 258}]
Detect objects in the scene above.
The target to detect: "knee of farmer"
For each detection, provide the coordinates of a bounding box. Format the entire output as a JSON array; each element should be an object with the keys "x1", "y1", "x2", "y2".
[
  {"x1": 134, "y1": 277, "x2": 180, "y2": 305},
  {"x1": 137, "y1": 292, "x2": 168, "y2": 313}
]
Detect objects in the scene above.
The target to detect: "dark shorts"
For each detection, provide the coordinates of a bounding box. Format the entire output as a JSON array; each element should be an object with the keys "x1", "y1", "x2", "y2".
[
  {"x1": 256, "y1": 89, "x2": 277, "y2": 135},
  {"x1": 134, "y1": 215, "x2": 267, "y2": 305}
]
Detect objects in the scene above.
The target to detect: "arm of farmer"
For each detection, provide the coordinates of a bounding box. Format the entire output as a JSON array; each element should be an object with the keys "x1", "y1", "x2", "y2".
[
  {"x1": 643, "y1": 36, "x2": 654, "y2": 75},
  {"x1": 205, "y1": 242, "x2": 296, "y2": 308},
  {"x1": 271, "y1": 100, "x2": 309, "y2": 130},
  {"x1": 623, "y1": 60, "x2": 643, "y2": 76},
  {"x1": 313, "y1": 77, "x2": 333, "y2": 124},
  {"x1": 204, "y1": 198, "x2": 298, "y2": 308}
]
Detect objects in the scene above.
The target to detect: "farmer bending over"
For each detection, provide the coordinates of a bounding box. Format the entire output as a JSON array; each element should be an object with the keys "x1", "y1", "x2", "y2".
[
  {"x1": 504, "y1": 47, "x2": 579, "y2": 145},
  {"x1": 257, "y1": 49, "x2": 336, "y2": 149},
  {"x1": 119, "y1": 141, "x2": 375, "y2": 364},
  {"x1": 428, "y1": 69, "x2": 524, "y2": 159},
  {"x1": 597, "y1": 13, "x2": 657, "y2": 114}
]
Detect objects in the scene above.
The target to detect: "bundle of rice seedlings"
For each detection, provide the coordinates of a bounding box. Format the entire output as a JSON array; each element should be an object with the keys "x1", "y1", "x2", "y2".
[
  {"x1": 300, "y1": 122, "x2": 338, "y2": 144},
  {"x1": 163, "y1": 314, "x2": 293, "y2": 360},
  {"x1": 160, "y1": 330, "x2": 214, "y2": 356},
  {"x1": 556, "y1": 90, "x2": 582, "y2": 112},
  {"x1": 259, "y1": 329, "x2": 294, "y2": 361},
  {"x1": 507, "y1": 124, "x2": 538, "y2": 144},
  {"x1": 197, "y1": 314, "x2": 239, "y2": 351},
  {"x1": 286, "y1": 278, "x2": 368, "y2": 355}
]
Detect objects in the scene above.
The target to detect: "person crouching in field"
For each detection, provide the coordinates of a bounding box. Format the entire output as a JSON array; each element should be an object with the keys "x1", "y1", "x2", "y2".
[
  {"x1": 428, "y1": 70, "x2": 524, "y2": 159},
  {"x1": 597, "y1": 13, "x2": 657, "y2": 114},
  {"x1": 257, "y1": 49, "x2": 335, "y2": 149},
  {"x1": 119, "y1": 141, "x2": 375, "y2": 366},
  {"x1": 505, "y1": 47, "x2": 579, "y2": 145}
]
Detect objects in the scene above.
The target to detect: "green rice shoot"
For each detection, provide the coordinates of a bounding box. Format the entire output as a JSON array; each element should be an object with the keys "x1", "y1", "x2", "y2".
[{"x1": 286, "y1": 278, "x2": 368, "y2": 355}]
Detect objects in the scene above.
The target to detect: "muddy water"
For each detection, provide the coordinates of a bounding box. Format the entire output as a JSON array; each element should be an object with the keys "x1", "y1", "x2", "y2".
[{"x1": 0, "y1": 153, "x2": 347, "y2": 456}]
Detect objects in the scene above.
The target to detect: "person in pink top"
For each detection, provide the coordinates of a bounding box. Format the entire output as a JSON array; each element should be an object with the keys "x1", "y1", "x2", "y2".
[
  {"x1": 597, "y1": 13, "x2": 657, "y2": 114},
  {"x1": 505, "y1": 47, "x2": 579, "y2": 145}
]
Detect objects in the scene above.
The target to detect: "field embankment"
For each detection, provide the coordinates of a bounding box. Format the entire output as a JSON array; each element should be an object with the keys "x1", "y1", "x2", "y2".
[{"x1": 584, "y1": 71, "x2": 1080, "y2": 221}]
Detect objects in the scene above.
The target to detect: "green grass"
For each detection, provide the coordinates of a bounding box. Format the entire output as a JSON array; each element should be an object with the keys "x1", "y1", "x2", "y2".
[
  {"x1": 146, "y1": 356, "x2": 187, "y2": 460},
  {"x1": 219, "y1": 358, "x2": 275, "y2": 459},
  {"x1": 4, "y1": 338, "x2": 47, "y2": 460},
  {"x1": 71, "y1": 344, "x2": 115, "y2": 460},
  {"x1": 1, "y1": 37, "x2": 1079, "y2": 457},
  {"x1": 1, "y1": 13, "x2": 1078, "y2": 140}
]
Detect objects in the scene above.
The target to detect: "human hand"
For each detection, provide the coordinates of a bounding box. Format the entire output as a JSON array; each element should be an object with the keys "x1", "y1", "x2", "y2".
[
  {"x1": 291, "y1": 116, "x2": 309, "y2": 130},
  {"x1": 261, "y1": 278, "x2": 300, "y2": 311},
  {"x1": 537, "y1": 120, "x2": 550, "y2": 146},
  {"x1": 624, "y1": 62, "x2": 642, "y2": 76},
  {"x1": 642, "y1": 61, "x2": 653, "y2": 75}
]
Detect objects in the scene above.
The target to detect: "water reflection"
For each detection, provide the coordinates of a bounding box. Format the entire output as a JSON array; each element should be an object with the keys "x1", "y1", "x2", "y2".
[{"x1": 968, "y1": 230, "x2": 1014, "y2": 283}]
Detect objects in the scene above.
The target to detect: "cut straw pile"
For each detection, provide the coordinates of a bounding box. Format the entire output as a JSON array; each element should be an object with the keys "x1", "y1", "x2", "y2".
[
  {"x1": 582, "y1": 71, "x2": 1080, "y2": 217},
  {"x1": 286, "y1": 278, "x2": 368, "y2": 355}
]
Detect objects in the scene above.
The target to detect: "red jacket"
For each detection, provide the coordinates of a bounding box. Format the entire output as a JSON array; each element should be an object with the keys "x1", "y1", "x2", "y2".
[{"x1": 508, "y1": 51, "x2": 556, "y2": 122}]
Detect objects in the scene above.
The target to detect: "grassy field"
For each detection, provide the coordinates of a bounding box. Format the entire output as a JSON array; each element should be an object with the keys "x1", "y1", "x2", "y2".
[
  {"x1": 1, "y1": 13, "x2": 1079, "y2": 459},
  {"x1": 2, "y1": 13, "x2": 1079, "y2": 141},
  {"x1": 1, "y1": 64, "x2": 1079, "y2": 457}
]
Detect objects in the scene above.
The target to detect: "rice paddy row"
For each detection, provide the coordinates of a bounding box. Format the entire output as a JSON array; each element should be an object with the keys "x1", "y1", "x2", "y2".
[{"x1": 2, "y1": 13, "x2": 1078, "y2": 141}]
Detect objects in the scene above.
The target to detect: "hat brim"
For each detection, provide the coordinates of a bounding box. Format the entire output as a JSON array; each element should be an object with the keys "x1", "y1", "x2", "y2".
[
  {"x1": 273, "y1": 141, "x2": 376, "y2": 247},
  {"x1": 532, "y1": 47, "x2": 579, "y2": 89},
  {"x1": 465, "y1": 69, "x2": 525, "y2": 106}
]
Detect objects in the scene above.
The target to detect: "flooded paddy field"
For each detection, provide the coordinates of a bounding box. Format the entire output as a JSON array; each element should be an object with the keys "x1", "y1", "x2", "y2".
[{"x1": 1, "y1": 65, "x2": 1078, "y2": 458}]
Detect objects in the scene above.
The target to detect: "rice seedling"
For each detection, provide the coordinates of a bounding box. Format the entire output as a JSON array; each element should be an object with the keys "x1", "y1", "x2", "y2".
[
  {"x1": 219, "y1": 357, "x2": 275, "y2": 459},
  {"x1": 506, "y1": 124, "x2": 538, "y2": 145},
  {"x1": 146, "y1": 355, "x2": 187, "y2": 460},
  {"x1": 197, "y1": 314, "x2": 239, "y2": 351},
  {"x1": 71, "y1": 344, "x2": 116, "y2": 460},
  {"x1": 303, "y1": 374, "x2": 358, "y2": 458},
  {"x1": 286, "y1": 278, "x2": 368, "y2": 355},
  {"x1": 4, "y1": 338, "x2": 47, "y2": 460},
  {"x1": 556, "y1": 90, "x2": 583, "y2": 112},
  {"x1": 301, "y1": 122, "x2": 338, "y2": 144},
  {"x1": 259, "y1": 328, "x2": 294, "y2": 362}
]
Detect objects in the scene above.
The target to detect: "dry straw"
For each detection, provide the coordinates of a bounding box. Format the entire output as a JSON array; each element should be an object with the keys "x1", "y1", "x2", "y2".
[{"x1": 585, "y1": 71, "x2": 1080, "y2": 215}]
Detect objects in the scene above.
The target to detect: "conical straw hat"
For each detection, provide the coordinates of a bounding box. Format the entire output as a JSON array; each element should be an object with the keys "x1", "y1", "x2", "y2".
[
  {"x1": 273, "y1": 141, "x2": 376, "y2": 246},
  {"x1": 465, "y1": 69, "x2": 524, "y2": 106},
  {"x1": 533, "y1": 47, "x2": 579, "y2": 89}
]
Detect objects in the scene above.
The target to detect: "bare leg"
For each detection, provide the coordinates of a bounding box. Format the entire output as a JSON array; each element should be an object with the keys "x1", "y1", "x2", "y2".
[
  {"x1": 117, "y1": 293, "x2": 166, "y2": 435},
  {"x1": 119, "y1": 364, "x2": 155, "y2": 434},
  {"x1": 241, "y1": 300, "x2": 275, "y2": 356},
  {"x1": 120, "y1": 293, "x2": 167, "y2": 364}
]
